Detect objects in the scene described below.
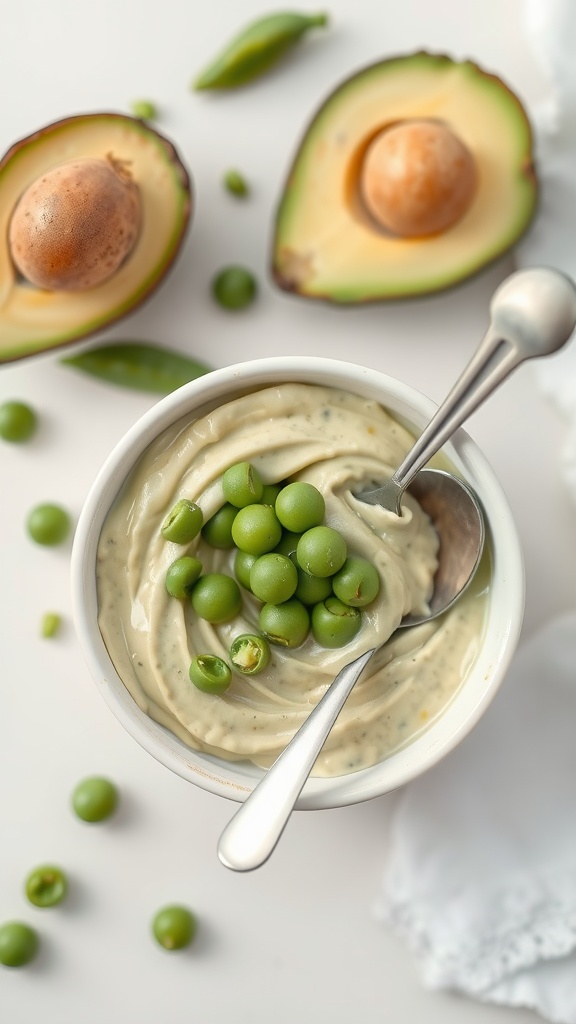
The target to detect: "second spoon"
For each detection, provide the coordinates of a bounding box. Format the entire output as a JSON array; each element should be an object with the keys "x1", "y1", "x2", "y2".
[{"x1": 218, "y1": 265, "x2": 576, "y2": 873}]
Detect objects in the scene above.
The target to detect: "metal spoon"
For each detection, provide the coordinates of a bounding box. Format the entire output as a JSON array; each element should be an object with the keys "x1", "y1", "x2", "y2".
[
  {"x1": 382, "y1": 468, "x2": 485, "y2": 628},
  {"x1": 369, "y1": 265, "x2": 576, "y2": 625},
  {"x1": 218, "y1": 266, "x2": 576, "y2": 873}
]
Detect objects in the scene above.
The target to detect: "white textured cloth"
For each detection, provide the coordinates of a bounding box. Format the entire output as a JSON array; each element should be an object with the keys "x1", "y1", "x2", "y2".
[
  {"x1": 377, "y1": 3, "x2": 576, "y2": 1021},
  {"x1": 377, "y1": 613, "x2": 576, "y2": 1023}
]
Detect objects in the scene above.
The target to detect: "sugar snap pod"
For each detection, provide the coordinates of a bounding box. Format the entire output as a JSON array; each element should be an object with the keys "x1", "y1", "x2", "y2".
[
  {"x1": 61, "y1": 342, "x2": 209, "y2": 394},
  {"x1": 193, "y1": 10, "x2": 329, "y2": 90}
]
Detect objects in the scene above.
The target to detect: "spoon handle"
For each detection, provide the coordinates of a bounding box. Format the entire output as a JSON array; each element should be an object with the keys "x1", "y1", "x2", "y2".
[
  {"x1": 217, "y1": 647, "x2": 375, "y2": 872},
  {"x1": 391, "y1": 267, "x2": 576, "y2": 493}
]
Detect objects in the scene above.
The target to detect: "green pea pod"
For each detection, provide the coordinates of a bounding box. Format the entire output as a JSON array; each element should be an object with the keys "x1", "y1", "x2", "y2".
[
  {"x1": 193, "y1": 11, "x2": 329, "y2": 90},
  {"x1": 61, "y1": 342, "x2": 210, "y2": 394}
]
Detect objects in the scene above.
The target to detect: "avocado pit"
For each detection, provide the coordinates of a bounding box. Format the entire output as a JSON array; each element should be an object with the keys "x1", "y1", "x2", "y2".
[
  {"x1": 8, "y1": 155, "x2": 142, "y2": 291},
  {"x1": 359, "y1": 119, "x2": 477, "y2": 238}
]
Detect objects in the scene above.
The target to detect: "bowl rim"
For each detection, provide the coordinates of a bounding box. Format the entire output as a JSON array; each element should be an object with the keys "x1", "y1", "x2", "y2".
[{"x1": 71, "y1": 355, "x2": 525, "y2": 809}]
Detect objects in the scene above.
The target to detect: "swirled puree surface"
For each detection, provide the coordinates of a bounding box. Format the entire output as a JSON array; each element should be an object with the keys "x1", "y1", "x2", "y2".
[{"x1": 97, "y1": 383, "x2": 488, "y2": 777}]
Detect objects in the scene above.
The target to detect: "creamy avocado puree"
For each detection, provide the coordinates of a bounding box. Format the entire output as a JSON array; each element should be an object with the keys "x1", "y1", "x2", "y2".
[{"x1": 96, "y1": 383, "x2": 487, "y2": 777}]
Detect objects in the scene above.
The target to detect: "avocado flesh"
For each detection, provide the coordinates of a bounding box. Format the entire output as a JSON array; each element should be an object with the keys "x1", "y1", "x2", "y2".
[
  {"x1": 273, "y1": 53, "x2": 537, "y2": 303},
  {"x1": 0, "y1": 113, "x2": 191, "y2": 362}
]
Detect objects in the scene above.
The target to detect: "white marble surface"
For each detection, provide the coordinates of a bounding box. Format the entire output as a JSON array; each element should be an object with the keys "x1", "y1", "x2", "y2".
[{"x1": 1, "y1": 1, "x2": 573, "y2": 1021}]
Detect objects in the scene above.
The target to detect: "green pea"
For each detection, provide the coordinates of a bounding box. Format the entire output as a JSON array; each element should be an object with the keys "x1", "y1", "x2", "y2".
[
  {"x1": 275, "y1": 481, "x2": 325, "y2": 533},
  {"x1": 0, "y1": 400, "x2": 37, "y2": 442},
  {"x1": 223, "y1": 169, "x2": 249, "y2": 197},
  {"x1": 189, "y1": 654, "x2": 231, "y2": 693},
  {"x1": 26, "y1": 503, "x2": 71, "y2": 546},
  {"x1": 259, "y1": 599, "x2": 309, "y2": 648},
  {"x1": 71, "y1": 776, "x2": 118, "y2": 823},
  {"x1": 332, "y1": 557, "x2": 381, "y2": 607},
  {"x1": 25, "y1": 865, "x2": 68, "y2": 908},
  {"x1": 261, "y1": 482, "x2": 283, "y2": 507},
  {"x1": 231, "y1": 503, "x2": 282, "y2": 556},
  {"x1": 234, "y1": 549, "x2": 257, "y2": 590},
  {"x1": 212, "y1": 266, "x2": 257, "y2": 311},
  {"x1": 249, "y1": 552, "x2": 298, "y2": 604},
  {"x1": 191, "y1": 573, "x2": 241, "y2": 623},
  {"x1": 165, "y1": 556, "x2": 202, "y2": 599},
  {"x1": 152, "y1": 904, "x2": 197, "y2": 950},
  {"x1": 311, "y1": 597, "x2": 362, "y2": 648},
  {"x1": 193, "y1": 11, "x2": 329, "y2": 90},
  {"x1": 201, "y1": 503, "x2": 238, "y2": 548},
  {"x1": 294, "y1": 568, "x2": 332, "y2": 606},
  {"x1": 274, "y1": 529, "x2": 301, "y2": 560},
  {"x1": 296, "y1": 526, "x2": 347, "y2": 578},
  {"x1": 61, "y1": 343, "x2": 210, "y2": 395},
  {"x1": 40, "y1": 612, "x2": 61, "y2": 638},
  {"x1": 222, "y1": 461, "x2": 264, "y2": 507},
  {"x1": 230, "y1": 633, "x2": 271, "y2": 675},
  {"x1": 161, "y1": 499, "x2": 203, "y2": 544},
  {"x1": 130, "y1": 99, "x2": 157, "y2": 120},
  {"x1": 0, "y1": 921, "x2": 39, "y2": 967}
]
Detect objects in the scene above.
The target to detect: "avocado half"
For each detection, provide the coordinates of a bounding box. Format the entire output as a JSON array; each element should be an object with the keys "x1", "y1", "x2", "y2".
[
  {"x1": 272, "y1": 52, "x2": 538, "y2": 303},
  {"x1": 0, "y1": 113, "x2": 191, "y2": 363}
]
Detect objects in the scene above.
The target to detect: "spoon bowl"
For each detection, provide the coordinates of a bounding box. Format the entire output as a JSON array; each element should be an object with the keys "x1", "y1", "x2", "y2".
[
  {"x1": 361, "y1": 266, "x2": 576, "y2": 624},
  {"x1": 401, "y1": 468, "x2": 485, "y2": 626}
]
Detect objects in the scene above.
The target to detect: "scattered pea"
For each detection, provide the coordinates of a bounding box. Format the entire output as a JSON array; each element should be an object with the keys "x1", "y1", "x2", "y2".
[
  {"x1": 230, "y1": 633, "x2": 271, "y2": 675},
  {"x1": 71, "y1": 776, "x2": 118, "y2": 823},
  {"x1": 212, "y1": 266, "x2": 257, "y2": 311},
  {"x1": 0, "y1": 921, "x2": 39, "y2": 967},
  {"x1": 161, "y1": 499, "x2": 203, "y2": 544},
  {"x1": 191, "y1": 573, "x2": 241, "y2": 623},
  {"x1": 223, "y1": 169, "x2": 249, "y2": 197},
  {"x1": 130, "y1": 99, "x2": 157, "y2": 120},
  {"x1": 152, "y1": 905, "x2": 197, "y2": 950},
  {"x1": 40, "y1": 611, "x2": 62, "y2": 638},
  {"x1": 222, "y1": 461, "x2": 264, "y2": 507},
  {"x1": 189, "y1": 655, "x2": 231, "y2": 694},
  {"x1": 25, "y1": 865, "x2": 68, "y2": 908},
  {"x1": 0, "y1": 400, "x2": 37, "y2": 442},
  {"x1": 165, "y1": 556, "x2": 203, "y2": 599},
  {"x1": 26, "y1": 503, "x2": 71, "y2": 546}
]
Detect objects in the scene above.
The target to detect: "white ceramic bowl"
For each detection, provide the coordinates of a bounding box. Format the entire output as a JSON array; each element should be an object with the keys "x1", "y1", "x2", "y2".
[{"x1": 71, "y1": 356, "x2": 525, "y2": 809}]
